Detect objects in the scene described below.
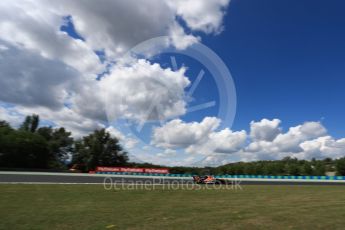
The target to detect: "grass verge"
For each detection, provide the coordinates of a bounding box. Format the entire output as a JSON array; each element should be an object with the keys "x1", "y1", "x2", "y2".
[{"x1": 0, "y1": 185, "x2": 345, "y2": 229}]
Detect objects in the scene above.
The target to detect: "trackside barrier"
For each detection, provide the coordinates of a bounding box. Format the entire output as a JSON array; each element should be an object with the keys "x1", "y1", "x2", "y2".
[
  {"x1": 95, "y1": 171, "x2": 345, "y2": 180},
  {"x1": 96, "y1": 167, "x2": 169, "y2": 174}
]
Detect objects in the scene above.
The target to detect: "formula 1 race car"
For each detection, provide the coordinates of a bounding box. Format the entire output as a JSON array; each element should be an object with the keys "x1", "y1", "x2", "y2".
[{"x1": 192, "y1": 175, "x2": 226, "y2": 184}]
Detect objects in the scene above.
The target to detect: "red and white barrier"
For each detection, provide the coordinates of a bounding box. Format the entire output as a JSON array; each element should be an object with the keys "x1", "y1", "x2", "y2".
[{"x1": 96, "y1": 166, "x2": 169, "y2": 174}]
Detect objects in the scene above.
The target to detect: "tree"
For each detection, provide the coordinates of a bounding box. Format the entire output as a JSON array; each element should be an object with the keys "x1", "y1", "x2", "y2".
[
  {"x1": 336, "y1": 158, "x2": 345, "y2": 176},
  {"x1": 20, "y1": 114, "x2": 39, "y2": 133},
  {"x1": 72, "y1": 129, "x2": 128, "y2": 170},
  {"x1": 0, "y1": 120, "x2": 11, "y2": 129},
  {"x1": 30, "y1": 115, "x2": 39, "y2": 133},
  {"x1": 37, "y1": 127, "x2": 74, "y2": 168},
  {"x1": 0, "y1": 122, "x2": 13, "y2": 164},
  {"x1": 0, "y1": 129, "x2": 49, "y2": 168},
  {"x1": 20, "y1": 116, "x2": 31, "y2": 131},
  {"x1": 302, "y1": 162, "x2": 313, "y2": 175},
  {"x1": 263, "y1": 162, "x2": 282, "y2": 175},
  {"x1": 313, "y1": 161, "x2": 326, "y2": 176},
  {"x1": 37, "y1": 126, "x2": 53, "y2": 140},
  {"x1": 288, "y1": 164, "x2": 301, "y2": 175},
  {"x1": 0, "y1": 116, "x2": 61, "y2": 169},
  {"x1": 50, "y1": 128, "x2": 74, "y2": 164}
]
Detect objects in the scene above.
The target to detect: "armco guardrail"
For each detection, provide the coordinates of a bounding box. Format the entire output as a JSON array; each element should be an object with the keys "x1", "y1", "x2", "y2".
[{"x1": 95, "y1": 171, "x2": 345, "y2": 181}]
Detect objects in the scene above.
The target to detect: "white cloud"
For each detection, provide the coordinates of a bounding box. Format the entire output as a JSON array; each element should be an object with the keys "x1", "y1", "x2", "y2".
[
  {"x1": 0, "y1": 0, "x2": 231, "y2": 141},
  {"x1": 39, "y1": 0, "x2": 229, "y2": 57},
  {"x1": 0, "y1": 44, "x2": 8, "y2": 51},
  {"x1": 0, "y1": 106, "x2": 24, "y2": 128},
  {"x1": 142, "y1": 146, "x2": 151, "y2": 151},
  {"x1": 152, "y1": 118, "x2": 342, "y2": 167},
  {"x1": 168, "y1": 22, "x2": 200, "y2": 50},
  {"x1": 0, "y1": 1, "x2": 103, "y2": 76},
  {"x1": 298, "y1": 136, "x2": 345, "y2": 159},
  {"x1": 0, "y1": 41, "x2": 80, "y2": 109},
  {"x1": 152, "y1": 117, "x2": 220, "y2": 149},
  {"x1": 157, "y1": 149, "x2": 177, "y2": 158},
  {"x1": 101, "y1": 59, "x2": 190, "y2": 123},
  {"x1": 273, "y1": 121, "x2": 327, "y2": 152},
  {"x1": 43, "y1": 0, "x2": 176, "y2": 59},
  {"x1": 250, "y1": 118, "x2": 281, "y2": 141},
  {"x1": 166, "y1": 0, "x2": 230, "y2": 34},
  {"x1": 106, "y1": 126, "x2": 138, "y2": 150},
  {"x1": 124, "y1": 138, "x2": 139, "y2": 150},
  {"x1": 106, "y1": 126, "x2": 126, "y2": 140},
  {"x1": 0, "y1": 47, "x2": 191, "y2": 138},
  {"x1": 152, "y1": 117, "x2": 247, "y2": 155},
  {"x1": 246, "y1": 121, "x2": 327, "y2": 153},
  {"x1": 185, "y1": 128, "x2": 247, "y2": 155},
  {"x1": 192, "y1": 154, "x2": 233, "y2": 167},
  {"x1": 13, "y1": 105, "x2": 105, "y2": 138},
  {"x1": 208, "y1": 129, "x2": 247, "y2": 153},
  {"x1": 0, "y1": 0, "x2": 230, "y2": 65}
]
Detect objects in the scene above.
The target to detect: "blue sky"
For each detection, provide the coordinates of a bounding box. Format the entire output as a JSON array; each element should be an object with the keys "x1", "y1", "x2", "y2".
[
  {"x1": 129, "y1": 0, "x2": 345, "y2": 139},
  {"x1": 1, "y1": 0, "x2": 345, "y2": 166},
  {"x1": 203, "y1": 0, "x2": 345, "y2": 137}
]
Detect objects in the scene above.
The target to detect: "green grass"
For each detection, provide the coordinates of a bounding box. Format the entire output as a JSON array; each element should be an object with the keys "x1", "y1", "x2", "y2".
[{"x1": 1, "y1": 185, "x2": 345, "y2": 229}]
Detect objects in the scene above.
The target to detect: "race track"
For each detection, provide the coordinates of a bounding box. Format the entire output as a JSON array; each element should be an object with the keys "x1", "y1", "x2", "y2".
[
  {"x1": 0, "y1": 172, "x2": 191, "y2": 184},
  {"x1": 1, "y1": 171, "x2": 345, "y2": 185}
]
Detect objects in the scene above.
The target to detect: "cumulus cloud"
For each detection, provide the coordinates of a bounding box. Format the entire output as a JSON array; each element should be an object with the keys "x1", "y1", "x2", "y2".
[
  {"x1": 298, "y1": 136, "x2": 345, "y2": 159},
  {"x1": 273, "y1": 121, "x2": 327, "y2": 152},
  {"x1": 192, "y1": 154, "x2": 235, "y2": 167},
  {"x1": 106, "y1": 126, "x2": 138, "y2": 150},
  {"x1": 0, "y1": 106, "x2": 24, "y2": 128},
  {"x1": 168, "y1": 22, "x2": 200, "y2": 50},
  {"x1": 157, "y1": 149, "x2": 177, "y2": 158},
  {"x1": 151, "y1": 118, "x2": 344, "y2": 167},
  {"x1": 209, "y1": 129, "x2": 247, "y2": 153},
  {"x1": 0, "y1": 40, "x2": 107, "y2": 134},
  {"x1": 152, "y1": 117, "x2": 247, "y2": 155},
  {"x1": 166, "y1": 0, "x2": 230, "y2": 34},
  {"x1": 26, "y1": 0, "x2": 230, "y2": 59},
  {"x1": 207, "y1": 120, "x2": 338, "y2": 166},
  {"x1": 250, "y1": 118, "x2": 281, "y2": 141},
  {"x1": 0, "y1": 41, "x2": 80, "y2": 109},
  {"x1": 0, "y1": 48, "x2": 191, "y2": 137},
  {"x1": 0, "y1": 0, "x2": 231, "y2": 140},
  {"x1": 0, "y1": 1, "x2": 103, "y2": 76},
  {"x1": 13, "y1": 1, "x2": 328, "y2": 168},
  {"x1": 106, "y1": 126, "x2": 126, "y2": 140},
  {"x1": 246, "y1": 121, "x2": 327, "y2": 153},
  {"x1": 101, "y1": 59, "x2": 190, "y2": 123},
  {"x1": 152, "y1": 117, "x2": 220, "y2": 149},
  {"x1": 15, "y1": 105, "x2": 105, "y2": 138},
  {"x1": 41, "y1": 0, "x2": 176, "y2": 59}
]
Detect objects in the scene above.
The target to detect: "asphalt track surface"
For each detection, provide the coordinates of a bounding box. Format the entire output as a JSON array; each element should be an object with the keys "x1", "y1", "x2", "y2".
[
  {"x1": 1, "y1": 172, "x2": 345, "y2": 185},
  {"x1": 0, "y1": 173, "x2": 190, "y2": 184}
]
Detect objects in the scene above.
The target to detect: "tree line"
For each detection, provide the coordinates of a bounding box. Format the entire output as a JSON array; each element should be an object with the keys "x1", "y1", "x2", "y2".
[
  {"x1": 1, "y1": 114, "x2": 345, "y2": 176},
  {"x1": 168, "y1": 157, "x2": 345, "y2": 176},
  {"x1": 0, "y1": 115, "x2": 128, "y2": 171}
]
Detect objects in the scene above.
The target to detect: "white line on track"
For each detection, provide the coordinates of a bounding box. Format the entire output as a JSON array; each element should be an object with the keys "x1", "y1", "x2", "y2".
[
  {"x1": 0, "y1": 182, "x2": 104, "y2": 185},
  {"x1": 0, "y1": 182, "x2": 184, "y2": 185},
  {"x1": 218, "y1": 178, "x2": 345, "y2": 183}
]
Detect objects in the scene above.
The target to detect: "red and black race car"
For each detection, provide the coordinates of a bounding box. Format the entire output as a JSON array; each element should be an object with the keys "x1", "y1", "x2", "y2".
[{"x1": 192, "y1": 175, "x2": 227, "y2": 184}]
